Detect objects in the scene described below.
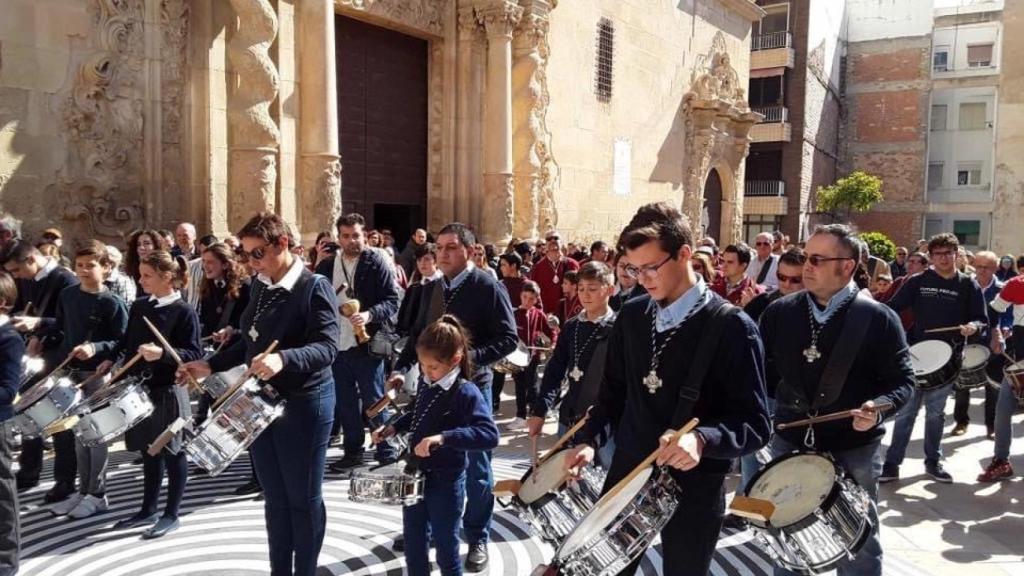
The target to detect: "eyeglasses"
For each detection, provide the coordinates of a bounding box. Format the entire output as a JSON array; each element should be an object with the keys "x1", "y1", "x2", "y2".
[
  {"x1": 777, "y1": 272, "x2": 803, "y2": 284},
  {"x1": 624, "y1": 254, "x2": 673, "y2": 280},
  {"x1": 235, "y1": 243, "x2": 270, "y2": 262},
  {"x1": 806, "y1": 254, "x2": 854, "y2": 267}
]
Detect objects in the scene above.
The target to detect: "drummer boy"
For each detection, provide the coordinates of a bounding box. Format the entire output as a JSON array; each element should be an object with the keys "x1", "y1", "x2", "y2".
[
  {"x1": 508, "y1": 281, "x2": 556, "y2": 432},
  {"x1": 527, "y1": 261, "x2": 616, "y2": 467},
  {"x1": 0, "y1": 270, "x2": 24, "y2": 574},
  {"x1": 372, "y1": 316, "x2": 498, "y2": 576}
]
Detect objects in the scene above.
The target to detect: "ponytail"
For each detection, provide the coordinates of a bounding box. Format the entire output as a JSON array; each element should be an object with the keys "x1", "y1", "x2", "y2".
[
  {"x1": 141, "y1": 250, "x2": 189, "y2": 290},
  {"x1": 417, "y1": 314, "x2": 474, "y2": 378}
]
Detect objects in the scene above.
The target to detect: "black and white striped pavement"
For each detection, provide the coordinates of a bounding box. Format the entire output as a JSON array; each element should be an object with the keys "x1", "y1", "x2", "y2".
[{"x1": 16, "y1": 448, "x2": 927, "y2": 576}]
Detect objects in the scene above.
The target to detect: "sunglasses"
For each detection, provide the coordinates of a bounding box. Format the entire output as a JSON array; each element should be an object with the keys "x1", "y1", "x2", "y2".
[
  {"x1": 755, "y1": 241, "x2": 772, "y2": 247},
  {"x1": 777, "y1": 272, "x2": 803, "y2": 284},
  {"x1": 235, "y1": 243, "x2": 270, "y2": 262},
  {"x1": 806, "y1": 254, "x2": 854, "y2": 267}
]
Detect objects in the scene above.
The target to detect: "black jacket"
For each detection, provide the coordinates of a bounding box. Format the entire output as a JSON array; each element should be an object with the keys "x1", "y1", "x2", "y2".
[{"x1": 315, "y1": 249, "x2": 399, "y2": 335}]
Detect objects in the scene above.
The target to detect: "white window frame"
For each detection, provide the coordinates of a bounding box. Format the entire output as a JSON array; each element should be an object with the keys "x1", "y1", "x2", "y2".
[
  {"x1": 956, "y1": 162, "x2": 983, "y2": 187},
  {"x1": 933, "y1": 47, "x2": 950, "y2": 72},
  {"x1": 958, "y1": 102, "x2": 988, "y2": 131}
]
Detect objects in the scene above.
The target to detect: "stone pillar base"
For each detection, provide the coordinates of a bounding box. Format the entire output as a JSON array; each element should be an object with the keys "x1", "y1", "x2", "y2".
[
  {"x1": 300, "y1": 153, "x2": 342, "y2": 243},
  {"x1": 229, "y1": 147, "x2": 277, "y2": 231}
]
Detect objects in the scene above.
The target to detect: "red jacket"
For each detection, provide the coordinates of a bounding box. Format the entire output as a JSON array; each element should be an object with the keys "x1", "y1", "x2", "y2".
[
  {"x1": 514, "y1": 306, "x2": 557, "y2": 359},
  {"x1": 530, "y1": 257, "x2": 579, "y2": 314},
  {"x1": 711, "y1": 275, "x2": 763, "y2": 306}
]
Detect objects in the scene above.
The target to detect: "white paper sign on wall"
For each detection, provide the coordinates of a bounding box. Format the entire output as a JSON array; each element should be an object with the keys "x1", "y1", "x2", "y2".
[{"x1": 613, "y1": 138, "x2": 631, "y2": 197}]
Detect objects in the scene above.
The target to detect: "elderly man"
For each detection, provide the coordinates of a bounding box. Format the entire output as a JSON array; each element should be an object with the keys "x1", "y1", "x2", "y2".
[
  {"x1": 0, "y1": 214, "x2": 19, "y2": 248},
  {"x1": 397, "y1": 228, "x2": 428, "y2": 278},
  {"x1": 530, "y1": 230, "x2": 579, "y2": 314},
  {"x1": 890, "y1": 246, "x2": 909, "y2": 279},
  {"x1": 746, "y1": 232, "x2": 779, "y2": 292},
  {"x1": 171, "y1": 222, "x2": 198, "y2": 260}
]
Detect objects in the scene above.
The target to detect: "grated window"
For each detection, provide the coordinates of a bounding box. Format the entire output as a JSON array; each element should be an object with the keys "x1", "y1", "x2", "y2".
[{"x1": 595, "y1": 19, "x2": 614, "y2": 102}]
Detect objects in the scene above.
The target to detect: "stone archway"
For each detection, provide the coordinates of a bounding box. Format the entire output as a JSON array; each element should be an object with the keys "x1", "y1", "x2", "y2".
[{"x1": 682, "y1": 32, "x2": 759, "y2": 246}]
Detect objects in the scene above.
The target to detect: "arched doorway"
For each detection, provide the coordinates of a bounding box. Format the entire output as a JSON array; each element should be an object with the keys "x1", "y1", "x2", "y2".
[{"x1": 703, "y1": 168, "x2": 723, "y2": 242}]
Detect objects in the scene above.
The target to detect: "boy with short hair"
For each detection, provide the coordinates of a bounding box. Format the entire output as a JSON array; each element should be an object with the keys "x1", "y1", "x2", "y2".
[
  {"x1": 508, "y1": 281, "x2": 556, "y2": 431},
  {"x1": 528, "y1": 261, "x2": 617, "y2": 466},
  {"x1": 557, "y1": 270, "x2": 582, "y2": 324}
]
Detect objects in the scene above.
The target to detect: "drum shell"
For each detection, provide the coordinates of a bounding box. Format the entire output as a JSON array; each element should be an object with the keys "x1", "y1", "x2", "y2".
[
  {"x1": 909, "y1": 340, "x2": 960, "y2": 390},
  {"x1": 513, "y1": 464, "x2": 606, "y2": 546},
  {"x1": 955, "y1": 345, "x2": 990, "y2": 390},
  {"x1": 348, "y1": 464, "x2": 425, "y2": 506},
  {"x1": 202, "y1": 364, "x2": 248, "y2": 400},
  {"x1": 185, "y1": 379, "x2": 283, "y2": 475},
  {"x1": 72, "y1": 379, "x2": 154, "y2": 447},
  {"x1": 13, "y1": 374, "x2": 82, "y2": 439}
]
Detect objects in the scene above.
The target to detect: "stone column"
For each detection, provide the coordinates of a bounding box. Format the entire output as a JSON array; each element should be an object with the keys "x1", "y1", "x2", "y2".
[
  {"x1": 227, "y1": 0, "x2": 281, "y2": 231},
  {"x1": 455, "y1": 4, "x2": 482, "y2": 224},
  {"x1": 477, "y1": 1, "x2": 522, "y2": 244},
  {"x1": 298, "y1": 0, "x2": 341, "y2": 241}
]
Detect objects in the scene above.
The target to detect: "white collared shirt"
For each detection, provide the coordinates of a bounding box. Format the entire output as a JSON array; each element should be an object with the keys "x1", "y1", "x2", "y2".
[
  {"x1": 149, "y1": 290, "x2": 182, "y2": 308},
  {"x1": 655, "y1": 277, "x2": 710, "y2": 332},
  {"x1": 577, "y1": 306, "x2": 615, "y2": 325},
  {"x1": 425, "y1": 365, "x2": 461, "y2": 391},
  {"x1": 445, "y1": 261, "x2": 476, "y2": 292},
  {"x1": 332, "y1": 253, "x2": 363, "y2": 352},
  {"x1": 258, "y1": 256, "x2": 304, "y2": 291},
  {"x1": 34, "y1": 258, "x2": 57, "y2": 282},
  {"x1": 0, "y1": 314, "x2": 9, "y2": 328}
]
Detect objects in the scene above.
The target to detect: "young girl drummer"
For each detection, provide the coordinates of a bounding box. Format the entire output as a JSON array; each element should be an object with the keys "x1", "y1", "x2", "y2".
[
  {"x1": 373, "y1": 315, "x2": 499, "y2": 576},
  {"x1": 101, "y1": 250, "x2": 201, "y2": 538}
]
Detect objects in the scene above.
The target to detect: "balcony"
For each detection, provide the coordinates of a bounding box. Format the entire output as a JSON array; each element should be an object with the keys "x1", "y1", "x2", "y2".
[
  {"x1": 751, "y1": 31, "x2": 795, "y2": 70},
  {"x1": 749, "y1": 105, "x2": 792, "y2": 142},
  {"x1": 744, "y1": 180, "x2": 788, "y2": 215}
]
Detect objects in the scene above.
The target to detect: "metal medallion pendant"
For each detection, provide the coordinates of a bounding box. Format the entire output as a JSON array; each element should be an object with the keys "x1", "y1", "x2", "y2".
[{"x1": 643, "y1": 369, "x2": 663, "y2": 394}]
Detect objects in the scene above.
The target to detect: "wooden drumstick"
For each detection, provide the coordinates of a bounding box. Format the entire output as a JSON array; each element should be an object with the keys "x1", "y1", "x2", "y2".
[
  {"x1": 729, "y1": 495, "x2": 776, "y2": 523},
  {"x1": 776, "y1": 402, "x2": 893, "y2": 430},
  {"x1": 147, "y1": 417, "x2": 188, "y2": 457},
  {"x1": 596, "y1": 418, "x2": 700, "y2": 506},
  {"x1": 143, "y1": 316, "x2": 201, "y2": 391},
  {"x1": 211, "y1": 340, "x2": 280, "y2": 411},
  {"x1": 91, "y1": 352, "x2": 145, "y2": 396},
  {"x1": 537, "y1": 408, "x2": 593, "y2": 466},
  {"x1": 365, "y1": 379, "x2": 402, "y2": 419},
  {"x1": 924, "y1": 325, "x2": 966, "y2": 334},
  {"x1": 39, "y1": 352, "x2": 76, "y2": 384}
]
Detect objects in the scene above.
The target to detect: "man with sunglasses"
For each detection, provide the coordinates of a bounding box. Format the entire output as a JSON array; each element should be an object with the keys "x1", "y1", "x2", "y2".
[
  {"x1": 759, "y1": 225, "x2": 915, "y2": 576},
  {"x1": 563, "y1": 202, "x2": 770, "y2": 576},
  {"x1": 530, "y1": 230, "x2": 579, "y2": 315},
  {"x1": 880, "y1": 232, "x2": 987, "y2": 484},
  {"x1": 743, "y1": 248, "x2": 806, "y2": 323},
  {"x1": 746, "y1": 232, "x2": 780, "y2": 292}
]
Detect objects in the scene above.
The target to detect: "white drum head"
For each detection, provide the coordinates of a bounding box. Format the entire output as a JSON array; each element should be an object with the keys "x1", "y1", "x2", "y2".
[
  {"x1": 908, "y1": 340, "x2": 953, "y2": 375},
  {"x1": 748, "y1": 453, "x2": 836, "y2": 527},
  {"x1": 519, "y1": 450, "x2": 570, "y2": 504},
  {"x1": 559, "y1": 466, "x2": 653, "y2": 558},
  {"x1": 962, "y1": 344, "x2": 990, "y2": 369},
  {"x1": 506, "y1": 342, "x2": 531, "y2": 367}
]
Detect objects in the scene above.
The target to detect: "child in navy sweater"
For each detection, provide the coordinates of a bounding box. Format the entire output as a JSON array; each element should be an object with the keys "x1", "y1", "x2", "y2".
[
  {"x1": 0, "y1": 271, "x2": 23, "y2": 574},
  {"x1": 373, "y1": 315, "x2": 499, "y2": 576}
]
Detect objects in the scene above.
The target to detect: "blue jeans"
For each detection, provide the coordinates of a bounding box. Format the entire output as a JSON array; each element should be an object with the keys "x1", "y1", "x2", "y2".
[
  {"x1": 333, "y1": 347, "x2": 395, "y2": 461},
  {"x1": 740, "y1": 397, "x2": 776, "y2": 492},
  {"x1": 994, "y1": 377, "x2": 1018, "y2": 460},
  {"x1": 404, "y1": 469, "x2": 467, "y2": 576},
  {"x1": 250, "y1": 383, "x2": 335, "y2": 576},
  {"x1": 884, "y1": 383, "x2": 951, "y2": 467},
  {"x1": 770, "y1": 436, "x2": 883, "y2": 576},
  {"x1": 464, "y1": 378, "x2": 493, "y2": 546}
]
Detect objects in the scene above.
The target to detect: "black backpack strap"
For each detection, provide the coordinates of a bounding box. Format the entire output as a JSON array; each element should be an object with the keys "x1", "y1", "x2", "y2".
[
  {"x1": 812, "y1": 292, "x2": 874, "y2": 410},
  {"x1": 669, "y1": 301, "x2": 741, "y2": 428},
  {"x1": 756, "y1": 255, "x2": 776, "y2": 285}
]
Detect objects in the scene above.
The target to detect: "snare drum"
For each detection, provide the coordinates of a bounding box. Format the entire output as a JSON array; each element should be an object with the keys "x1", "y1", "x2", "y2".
[
  {"x1": 1003, "y1": 360, "x2": 1024, "y2": 406},
  {"x1": 909, "y1": 340, "x2": 959, "y2": 390},
  {"x1": 185, "y1": 377, "x2": 283, "y2": 476},
  {"x1": 955, "y1": 344, "x2": 990, "y2": 390},
  {"x1": 746, "y1": 452, "x2": 872, "y2": 574},
  {"x1": 512, "y1": 450, "x2": 607, "y2": 545},
  {"x1": 72, "y1": 377, "x2": 154, "y2": 447},
  {"x1": 201, "y1": 365, "x2": 248, "y2": 400},
  {"x1": 12, "y1": 370, "x2": 83, "y2": 438},
  {"x1": 494, "y1": 341, "x2": 531, "y2": 375},
  {"x1": 547, "y1": 467, "x2": 680, "y2": 576},
  {"x1": 19, "y1": 356, "x2": 45, "y2": 390},
  {"x1": 348, "y1": 462, "x2": 425, "y2": 506}
]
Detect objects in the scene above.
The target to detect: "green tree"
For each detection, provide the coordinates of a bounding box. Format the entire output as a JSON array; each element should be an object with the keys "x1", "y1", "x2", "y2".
[
  {"x1": 860, "y1": 231, "x2": 897, "y2": 262},
  {"x1": 816, "y1": 170, "x2": 884, "y2": 220}
]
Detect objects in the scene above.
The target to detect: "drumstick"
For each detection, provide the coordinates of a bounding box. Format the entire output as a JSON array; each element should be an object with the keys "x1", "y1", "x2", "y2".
[
  {"x1": 529, "y1": 435, "x2": 539, "y2": 482},
  {"x1": 143, "y1": 316, "x2": 201, "y2": 391},
  {"x1": 22, "y1": 302, "x2": 33, "y2": 316},
  {"x1": 211, "y1": 340, "x2": 280, "y2": 411},
  {"x1": 365, "y1": 378, "x2": 404, "y2": 419},
  {"x1": 537, "y1": 408, "x2": 592, "y2": 466},
  {"x1": 200, "y1": 335, "x2": 215, "y2": 343},
  {"x1": 776, "y1": 402, "x2": 894, "y2": 430},
  {"x1": 924, "y1": 325, "x2": 964, "y2": 334},
  {"x1": 38, "y1": 352, "x2": 76, "y2": 384},
  {"x1": 728, "y1": 495, "x2": 776, "y2": 523},
  {"x1": 90, "y1": 352, "x2": 144, "y2": 396},
  {"x1": 595, "y1": 418, "x2": 700, "y2": 506}
]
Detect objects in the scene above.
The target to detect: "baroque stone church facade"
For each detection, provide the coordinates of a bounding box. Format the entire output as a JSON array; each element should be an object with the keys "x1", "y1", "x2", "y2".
[{"x1": 0, "y1": 0, "x2": 763, "y2": 247}]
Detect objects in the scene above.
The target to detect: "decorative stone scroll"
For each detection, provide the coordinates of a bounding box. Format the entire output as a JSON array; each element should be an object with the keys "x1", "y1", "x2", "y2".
[
  {"x1": 336, "y1": 0, "x2": 445, "y2": 36},
  {"x1": 681, "y1": 32, "x2": 760, "y2": 245}
]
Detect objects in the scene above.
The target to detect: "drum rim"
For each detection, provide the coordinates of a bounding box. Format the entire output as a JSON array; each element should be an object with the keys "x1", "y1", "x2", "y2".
[
  {"x1": 773, "y1": 493, "x2": 875, "y2": 573},
  {"x1": 14, "y1": 372, "x2": 79, "y2": 412},
  {"x1": 744, "y1": 451, "x2": 844, "y2": 530},
  {"x1": 517, "y1": 449, "x2": 572, "y2": 506}
]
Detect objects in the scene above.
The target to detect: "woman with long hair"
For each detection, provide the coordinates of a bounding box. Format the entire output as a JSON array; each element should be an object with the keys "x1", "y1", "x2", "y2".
[{"x1": 126, "y1": 229, "x2": 169, "y2": 296}]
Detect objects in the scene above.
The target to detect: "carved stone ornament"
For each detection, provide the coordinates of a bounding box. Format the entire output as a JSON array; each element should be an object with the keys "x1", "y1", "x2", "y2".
[
  {"x1": 681, "y1": 32, "x2": 760, "y2": 245},
  {"x1": 479, "y1": 2, "x2": 524, "y2": 38},
  {"x1": 300, "y1": 155, "x2": 342, "y2": 235},
  {"x1": 336, "y1": 0, "x2": 446, "y2": 36}
]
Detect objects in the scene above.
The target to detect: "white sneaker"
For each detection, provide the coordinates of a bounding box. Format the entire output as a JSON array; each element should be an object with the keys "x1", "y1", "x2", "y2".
[
  {"x1": 68, "y1": 494, "x2": 108, "y2": 519},
  {"x1": 50, "y1": 492, "x2": 85, "y2": 517},
  {"x1": 508, "y1": 417, "x2": 527, "y2": 430}
]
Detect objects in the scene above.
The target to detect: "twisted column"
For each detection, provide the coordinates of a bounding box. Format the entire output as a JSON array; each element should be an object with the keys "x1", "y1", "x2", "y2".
[{"x1": 512, "y1": 14, "x2": 543, "y2": 240}]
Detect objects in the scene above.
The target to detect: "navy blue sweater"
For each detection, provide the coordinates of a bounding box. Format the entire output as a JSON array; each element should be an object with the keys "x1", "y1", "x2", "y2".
[
  {"x1": 887, "y1": 269, "x2": 987, "y2": 345},
  {"x1": 534, "y1": 312, "x2": 615, "y2": 426},
  {"x1": 760, "y1": 292, "x2": 915, "y2": 451},
  {"x1": 396, "y1": 267, "x2": 517, "y2": 387},
  {"x1": 315, "y1": 249, "x2": 399, "y2": 334},
  {"x1": 39, "y1": 286, "x2": 128, "y2": 371},
  {"x1": 209, "y1": 267, "x2": 340, "y2": 399},
  {"x1": 0, "y1": 322, "x2": 24, "y2": 421},
  {"x1": 393, "y1": 376, "x2": 499, "y2": 473},
  {"x1": 119, "y1": 297, "x2": 202, "y2": 390},
  {"x1": 579, "y1": 294, "x2": 771, "y2": 476}
]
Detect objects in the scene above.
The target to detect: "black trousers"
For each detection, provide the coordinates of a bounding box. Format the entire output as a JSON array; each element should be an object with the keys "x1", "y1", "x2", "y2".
[
  {"x1": 0, "y1": 422, "x2": 20, "y2": 576},
  {"x1": 17, "y1": 429, "x2": 76, "y2": 486},
  {"x1": 491, "y1": 370, "x2": 505, "y2": 413},
  {"x1": 512, "y1": 359, "x2": 540, "y2": 419},
  {"x1": 605, "y1": 462, "x2": 726, "y2": 576},
  {"x1": 953, "y1": 385, "x2": 998, "y2": 428}
]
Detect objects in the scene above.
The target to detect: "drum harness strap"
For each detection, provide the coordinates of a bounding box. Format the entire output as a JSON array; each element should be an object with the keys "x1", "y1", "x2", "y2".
[
  {"x1": 668, "y1": 301, "x2": 741, "y2": 431},
  {"x1": 800, "y1": 293, "x2": 874, "y2": 449}
]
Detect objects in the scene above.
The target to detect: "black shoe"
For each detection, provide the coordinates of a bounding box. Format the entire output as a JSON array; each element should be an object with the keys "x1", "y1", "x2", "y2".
[
  {"x1": 926, "y1": 463, "x2": 953, "y2": 484},
  {"x1": 392, "y1": 534, "x2": 404, "y2": 552},
  {"x1": 44, "y1": 481, "x2": 76, "y2": 504},
  {"x1": 113, "y1": 512, "x2": 160, "y2": 530},
  {"x1": 465, "y1": 543, "x2": 488, "y2": 572},
  {"x1": 234, "y1": 478, "x2": 262, "y2": 496},
  {"x1": 721, "y1": 514, "x2": 748, "y2": 531},
  {"x1": 328, "y1": 454, "x2": 365, "y2": 473},
  {"x1": 141, "y1": 516, "x2": 180, "y2": 539},
  {"x1": 879, "y1": 463, "x2": 899, "y2": 483},
  {"x1": 15, "y1": 476, "x2": 38, "y2": 493}
]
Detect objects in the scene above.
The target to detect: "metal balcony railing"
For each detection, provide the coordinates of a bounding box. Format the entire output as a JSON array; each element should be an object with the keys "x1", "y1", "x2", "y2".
[
  {"x1": 752, "y1": 31, "x2": 792, "y2": 51},
  {"x1": 752, "y1": 105, "x2": 789, "y2": 123},
  {"x1": 745, "y1": 180, "x2": 786, "y2": 197}
]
